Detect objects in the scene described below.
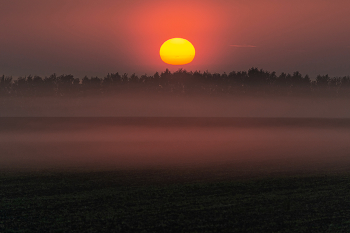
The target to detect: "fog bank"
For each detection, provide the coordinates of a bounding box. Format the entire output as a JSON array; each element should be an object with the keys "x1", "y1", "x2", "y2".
[
  {"x1": 1, "y1": 118, "x2": 350, "y2": 174},
  {"x1": 1, "y1": 94, "x2": 350, "y2": 118}
]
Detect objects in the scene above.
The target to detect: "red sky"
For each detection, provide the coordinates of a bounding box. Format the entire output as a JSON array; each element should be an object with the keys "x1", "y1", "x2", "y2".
[{"x1": 0, "y1": 0, "x2": 349, "y2": 78}]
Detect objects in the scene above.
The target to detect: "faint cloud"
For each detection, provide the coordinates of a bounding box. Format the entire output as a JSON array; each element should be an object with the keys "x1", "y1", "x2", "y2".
[{"x1": 229, "y1": 44, "x2": 257, "y2": 48}]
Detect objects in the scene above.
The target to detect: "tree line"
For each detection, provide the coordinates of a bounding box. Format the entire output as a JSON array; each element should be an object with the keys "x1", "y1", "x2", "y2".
[{"x1": 1, "y1": 68, "x2": 350, "y2": 97}]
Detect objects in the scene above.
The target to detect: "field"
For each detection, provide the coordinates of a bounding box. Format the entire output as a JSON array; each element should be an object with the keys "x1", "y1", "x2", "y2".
[
  {"x1": 1, "y1": 170, "x2": 350, "y2": 232},
  {"x1": 1, "y1": 117, "x2": 350, "y2": 232}
]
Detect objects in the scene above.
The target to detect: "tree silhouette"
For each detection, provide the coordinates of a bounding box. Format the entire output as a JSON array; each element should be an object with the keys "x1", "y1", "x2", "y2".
[
  {"x1": 81, "y1": 76, "x2": 102, "y2": 95},
  {"x1": 129, "y1": 73, "x2": 139, "y2": 84},
  {"x1": 0, "y1": 75, "x2": 12, "y2": 96},
  {"x1": 1, "y1": 68, "x2": 349, "y2": 97},
  {"x1": 316, "y1": 74, "x2": 330, "y2": 87},
  {"x1": 341, "y1": 76, "x2": 350, "y2": 88},
  {"x1": 43, "y1": 74, "x2": 58, "y2": 96},
  {"x1": 13, "y1": 76, "x2": 30, "y2": 96},
  {"x1": 56, "y1": 74, "x2": 77, "y2": 96},
  {"x1": 247, "y1": 68, "x2": 270, "y2": 86}
]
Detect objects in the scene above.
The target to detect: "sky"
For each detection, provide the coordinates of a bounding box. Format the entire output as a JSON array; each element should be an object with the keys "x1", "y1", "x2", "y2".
[{"x1": 1, "y1": 0, "x2": 349, "y2": 78}]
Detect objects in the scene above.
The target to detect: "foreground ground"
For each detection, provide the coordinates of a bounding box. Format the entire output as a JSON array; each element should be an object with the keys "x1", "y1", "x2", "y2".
[{"x1": 1, "y1": 169, "x2": 350, "y2": 233}]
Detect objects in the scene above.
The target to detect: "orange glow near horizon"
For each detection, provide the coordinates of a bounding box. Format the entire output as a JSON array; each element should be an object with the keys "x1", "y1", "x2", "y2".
[
  {"x1": 160, "y1": 38, "x2": 195, "y2": 65},
  {"x1": 1, "y1": 1, "x2": 350, "y2": 77},
  {"x1": 122, "y1": 1, "x2": 230, "y2": 72}
]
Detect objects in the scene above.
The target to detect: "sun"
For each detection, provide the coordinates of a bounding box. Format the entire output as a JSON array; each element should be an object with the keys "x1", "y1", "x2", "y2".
[{"x1": 160, "y1": 38, "x2": 195, "y2": 65}]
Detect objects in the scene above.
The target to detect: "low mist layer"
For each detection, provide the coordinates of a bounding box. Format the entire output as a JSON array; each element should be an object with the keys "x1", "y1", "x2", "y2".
[
  {"x1": 1, "y1": 118, "x2": 350, "y2": 175},
  {"x1": 1, "y1": 94, "x2": 350, "y2": 118}
]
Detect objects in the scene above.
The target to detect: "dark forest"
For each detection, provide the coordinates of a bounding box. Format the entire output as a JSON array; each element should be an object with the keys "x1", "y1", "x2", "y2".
[{"x1": 1, "y1": 68, "x2": 350, "y2": 97}]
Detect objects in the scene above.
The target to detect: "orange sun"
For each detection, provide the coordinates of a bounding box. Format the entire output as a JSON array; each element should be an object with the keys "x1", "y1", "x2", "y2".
[{"x1": 160, "y1": 38, "x2": 195, "y2": 65}]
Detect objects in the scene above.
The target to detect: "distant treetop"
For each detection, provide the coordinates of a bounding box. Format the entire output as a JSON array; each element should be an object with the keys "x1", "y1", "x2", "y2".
[{"x1": 1, "y1": 68, "x2": 349, "y2": 97}]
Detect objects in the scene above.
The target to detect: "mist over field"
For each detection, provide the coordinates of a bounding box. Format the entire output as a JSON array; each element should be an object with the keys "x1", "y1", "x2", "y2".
[
  {"x1": 1, "y1": 93, "x2": 350, "y2": 118},
  {"x1": 1, "y1": 117, "x2": 350, "y2": 175},
  {"x1": 1, "y1": 70, "x2": 350, "y2": 174}
]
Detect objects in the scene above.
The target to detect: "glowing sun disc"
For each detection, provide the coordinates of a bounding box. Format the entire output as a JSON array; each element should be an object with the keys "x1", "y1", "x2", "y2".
[{"x1": 160, "y1": 38, "x2": 195, "y2": 65}]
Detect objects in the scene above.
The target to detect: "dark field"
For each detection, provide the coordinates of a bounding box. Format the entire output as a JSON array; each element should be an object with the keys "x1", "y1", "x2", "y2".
[
  {"x1": 2, "y1": 171, "x2": 350, "y2": 232},
  {"x1": 1, "y1": 117, "x2": 350, "y2": 232}
]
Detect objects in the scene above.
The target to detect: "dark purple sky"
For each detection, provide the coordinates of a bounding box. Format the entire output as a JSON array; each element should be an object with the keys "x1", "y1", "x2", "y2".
[{"x1": 1, "y1": 0, "x2": 349, "y2": 78}]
